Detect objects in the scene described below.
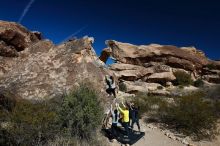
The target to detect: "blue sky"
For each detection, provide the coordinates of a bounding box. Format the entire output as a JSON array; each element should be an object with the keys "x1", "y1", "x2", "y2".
[{"x1": 0, "y1": 0, "x2": 220, "y2": 60}]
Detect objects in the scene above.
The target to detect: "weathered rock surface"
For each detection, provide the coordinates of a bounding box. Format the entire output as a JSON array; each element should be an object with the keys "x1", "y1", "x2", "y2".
[
  {"x1": 0, "y1": 21, "x2": 41, "y2": 57},
  {"x1": 110, "y1": 63, "x2": 154, "y2": 80},
  {"x1": 103, "y1": 40, "x2": 209, "y2": 71},
  {"x1": 0, "y1": 21, "x2": 109, "y2": 100},
  {"x1": 121, "y1": 81, "x2": 168, "y2": 94},
  {"x1": 147, "y1": 72, "x2": 176, "y2": 83},
  {"x1": 100, "y1": 40, "x2": 220, "y2": 95},
  {"x1": 1, "y1": 21, "x2": 220, "y2": 100},
  {"x1": 203, "y1": 75, "x2": 220, "y2": 84}
]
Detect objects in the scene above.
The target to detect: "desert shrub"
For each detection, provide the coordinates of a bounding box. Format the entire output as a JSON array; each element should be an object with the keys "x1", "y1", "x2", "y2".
[
  {"x1": 0, "y1": 99, "x2": 59, "y2": 146},
  {"x1": 119, "y1": 82, "x2": 127, "y2": 92},
  {"x1": 157, "y1": 86, "x2": 164, "y2": 90},
  {"x1": 58, "y1": 83, "x2": 103, "y2": 141},
  {"x1": 178, "y1": 85, "x2": 184, "y2": 89},
  {"x1": 194, "y1": 79, "x2": 204, "y2": 87},
  {"x1": 205, "y1": 85, "x2": 220, "y2": 99},
  {"x1": 159, "y1": 92, "x2": 218, "y2": 140},
  {"x1": 134, "y1": 93, "x2": 167, "y2": 118},
  {"x1": 173, "y1": 71, "x2": 193, "y2": 86},
  {"x1": 0, "y1": 91, "x2": 17, "y2": 112},
  {"x1": 0, "y1": 83, "x2": 105, "y2": 145},
  {"x1": 206, "y1": 63, "x2": 216, "y2": 70},
  {"x1": 138, "y1": 92, "x2": 219, "y2": 140},
  {"x1": 213, "y1": 100, "x2": 220, "y2": 118}
]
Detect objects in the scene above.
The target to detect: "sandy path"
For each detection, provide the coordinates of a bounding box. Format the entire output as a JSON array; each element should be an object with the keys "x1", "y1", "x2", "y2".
[
  {"x1": 108, "y1": 120, "x2": 220, "y2": 146},
  {"x1": 109, "y1": 120, "x2": 184, "y2": 146},
  {"x1": 133, "y1": 123, "x2": 184, "y2": 146}
]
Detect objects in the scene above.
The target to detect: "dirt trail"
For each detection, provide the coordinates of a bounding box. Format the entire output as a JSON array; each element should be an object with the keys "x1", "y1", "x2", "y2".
[
  {"x1": 109, "y1": 120, "x2": 184, "y2": 146},
  {"x1": 108, "y1": 120, "x2": 220, "y2": 146}
]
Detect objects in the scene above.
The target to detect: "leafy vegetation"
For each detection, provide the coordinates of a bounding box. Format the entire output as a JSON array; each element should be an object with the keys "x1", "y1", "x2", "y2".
[
  {"x1": 134, "y1": 93, "x2": 167, "y2": 118},
  {"x1": 119, "y1": 82, "x2": 127, "y2": 92},
  {"x1": 159, "y1": 92, "x2": 218, "y2": 140},
  {"x1": 136, "y1": 92, "x2": 219, "y2": 140},
  {"x1": 194, "y1": 79, "x2": 204, "y2": 87},
  {"x1": 206, "y1": 63, "x2": 216, "y2": 70},
  {"x1": 59, "y1": 83, "x2": 103, "y2": 140},
  {"x1": 0, "y1": 99, "x2": 59, "y2": 146},
  {"x1": 157, "y1": 86, "x2": 164, "y2": 90},
  {"x1": 173, "y1": 71, "x2": 193, "y2": 86},
  {"x1": 0, "y1": 83, "x2": 104, "y2": 146}
]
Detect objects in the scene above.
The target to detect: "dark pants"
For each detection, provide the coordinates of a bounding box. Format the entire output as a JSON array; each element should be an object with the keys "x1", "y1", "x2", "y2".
[
  {"x1": 122, "y1": 122, "x2": 130, "y2": 136},
  {"x1": 106, "y1": 88, "x2": 116, "y2": 98},
  {"x1": 111, "y1": 123, "x2": 118, "y2": 138},
  {"x1": 131, "y1": 118, "x2": 140, "y2": 131}
]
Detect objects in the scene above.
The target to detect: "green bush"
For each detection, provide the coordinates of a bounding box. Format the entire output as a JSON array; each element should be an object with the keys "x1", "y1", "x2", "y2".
[
  {"x1": 0, "y1": 91, "x2": 17, "y2": 112},
  {"x1": 58, "y1": 83, "x2": 103, "y2": 140},
  {"x1": 119, "y1": 82, "x2": 127, "y2": 92},
  {"x1": 194, "y1": 79, "x2": 204, "y2": 87},
  {"x1": 178, "y1": 85, "x2": 184, "y2": 89},
  {"x1": 213, "y1": 100, "x2": 220, "y2": 118},
  {"x1": 157, "y1": 86, "x2": 164, "y2": 90},
  {"x1": 0, "y1": 99, "x2": 59, "y2": 146},
  {"x1": 206, "y1": 63, "x2": 216, "y2": 70},
  {"x1": 173, "y1": 71, "x2": 193, "y2": 86},
  {"x1": 0, "y1": 83, "x2": 105, "y2": 145},
  {"x1": 159, "y1": 92, "x2": 218, "y2": 140}
]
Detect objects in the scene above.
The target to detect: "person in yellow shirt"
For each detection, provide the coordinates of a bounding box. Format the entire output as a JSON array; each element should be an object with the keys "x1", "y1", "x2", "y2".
[{"x1": 116, "y1": 102, "x2": 130, "y2": 137}]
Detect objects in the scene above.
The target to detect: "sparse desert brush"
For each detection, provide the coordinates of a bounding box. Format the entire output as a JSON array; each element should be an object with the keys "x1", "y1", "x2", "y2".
[
  {"x1": 194, "y1": 78, "x2": 204, "y2": 87},
  {"x1": 173, "y1": 71, "x2": 193, "y2": 86},
  {"x1": 119, "y1": 82, "x2": 127, "y2": 92},
  {"x1": 138, "y1": 91, "x2": 219, "y2": 140},
  {"x1": 0, "y1": 99, "x2": 59, "y2": 146},
  {"x1": 159, "y1": 92, "x2": 218, "y2": 140},
  {"x1": 134, "y1": 93, "x2": 167, "y2": 118}
]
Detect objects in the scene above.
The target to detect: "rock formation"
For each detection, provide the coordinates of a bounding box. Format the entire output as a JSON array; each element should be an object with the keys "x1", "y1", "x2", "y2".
[
  {"x1": 0, "y1": 21, "x2": 108, "y2": 100},
  {"x1": 0, "y1": 21, "x2": 41, "y2": 57},
  {"x1": 1, "y1": 20, "x2": 220, "y2": 100},
  {"x1": 100, "y1": 40, "x2": 220, "y2": 94}
]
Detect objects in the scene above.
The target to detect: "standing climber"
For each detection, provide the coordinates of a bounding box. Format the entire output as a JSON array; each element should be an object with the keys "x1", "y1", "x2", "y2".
[
  {"x1": 110, "y1": 104, "x2": 120, "y2": 139},
  {"x1": 130, "y1": 103, "x2": 141, "y2": 132},
  {"x1": 105, "y1": 75, "x2": 116, "y2": 98},
  {"x1": 116, "y1": 102, "x2": 130, "y2": 137}
]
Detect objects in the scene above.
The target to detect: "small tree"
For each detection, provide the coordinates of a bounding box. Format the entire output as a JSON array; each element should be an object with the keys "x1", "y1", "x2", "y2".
[{"x1": 59, "y1": 83, "x2": 103, "y2": 141}]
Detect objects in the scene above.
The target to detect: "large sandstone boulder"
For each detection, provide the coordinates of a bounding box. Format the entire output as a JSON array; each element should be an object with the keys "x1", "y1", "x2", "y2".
[
  {"x1": 103, "y1": 40, "x2": 209, "y2": 71},
  {"x1": 0, "y1": 21, "x2": 42, "y2": 77},
  {"x1": 207, "y1": 60, "x2": 220, "y2": 70},
  {"x1": 180, "y1": 46, "x2": 206, "y2": 58},
  {"x1": 0, "y1": 36, "x2": 109, "y2": 100},
  {"x1": 121, "y1": 81, "x2": 170, "y2": 95},
  {"x1": 0, "y1": 21, "x2": 41, "y2": 57},
  {"x1": 110, "y1": 63, "x2": 154, "y2": 80},
  {"x1": 101, "y1": 40, "x2": 220, "y2": 85},
  {"x1": 203, "y1": 75, "x2": 220, "y2": 84},
  {"x1": 121, "y1": 81, "x2": 161, "y2": 93},
  {"x1": 147, "y1": 72, "x2": 176, "y2": 83},
  {"x1": 0, "y1": 22, "x2": 109, "y2": 100}
]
